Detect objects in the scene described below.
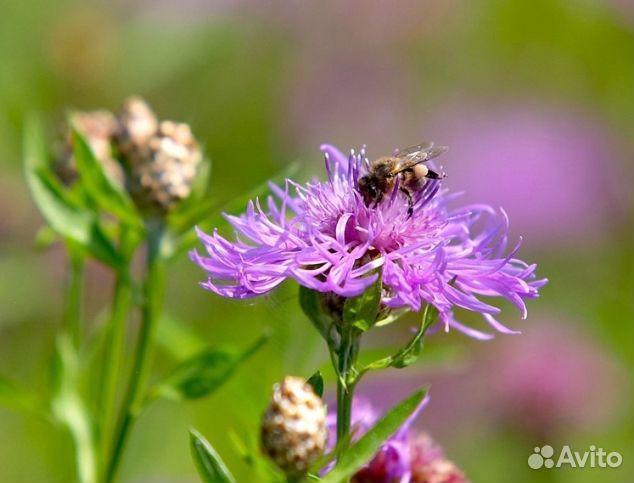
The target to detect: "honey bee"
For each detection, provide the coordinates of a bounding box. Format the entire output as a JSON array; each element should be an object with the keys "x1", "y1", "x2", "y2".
[{"x1": 358, "y1": 141, "x2": 448, "y2": 217}]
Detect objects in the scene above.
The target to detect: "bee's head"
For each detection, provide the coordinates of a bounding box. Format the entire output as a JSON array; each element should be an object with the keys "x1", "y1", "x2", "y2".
[{"x1": 358, "y1": 174, "x2": 379, "y2": 203}]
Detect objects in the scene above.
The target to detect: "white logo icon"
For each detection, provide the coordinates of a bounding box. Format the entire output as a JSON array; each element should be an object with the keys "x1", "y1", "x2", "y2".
[
  {"x1": 528, "y1": 444, "x2": 622, "y2": 470},
  {"x1": 528, "y1": 445, "x2": 554, "y2": 469}
]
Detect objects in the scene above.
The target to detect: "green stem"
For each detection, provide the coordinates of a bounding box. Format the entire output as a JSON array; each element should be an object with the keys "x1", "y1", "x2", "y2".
[
  {"x1": 104, "y1": 221, "x2": 165, "y2": 483},
  {"x1": 335, "y1": 326, "x2": 360, "y2": 458},
  {"x1": 60, "y1": 244, "x2": 93, "y2": 482},
  {"x1": 98, "y1": 227, "x2": 136, "y2": 481},
  {"x1": 64, "y1": 246, "x2": 85, "y2": 349}
]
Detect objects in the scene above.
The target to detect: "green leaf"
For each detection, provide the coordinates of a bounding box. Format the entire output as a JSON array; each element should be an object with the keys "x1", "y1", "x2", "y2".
[
  {"x1": 306, "y1": 370, "x2": 324, "y2": 397},
  {"x1": 321, "y1": 389, "x2": 428, "y2": 483},
  {"x1": 361, "y1": 304, "x2": 438, "y2": 372},
  {"x1": 189, "y1": 428, "x2": 236, "y2": 483},
  {"x1": 343, "y1": 278, "x2": 382, "y2": 331},
  {"x1": 356, "y1": 344, "x2": 460, "y2": 372},
  {"x1": 150, "y1": 333, "x2": 269, "y2": 401},
  {"x1": 299, "y1": 286, "x2": 332, "y2": 341},
  {"x1": 86, "y1": 222, "x2": 125, "y2": 270},
  {"x1": 70, "y1": 125, "x2": 141, "y2": 227},
  {"x1": 391, "y1": 304, "x2": 438, "y2": 368},
  {"x1": 23, "y1": 117, "x2": 123, "y2": 269},
  {"x1": 375, "y1": 308, "x2": 408, "y2": 327},
  {"x1": 23, "y1": 117, "x2": 94, "y2": 244}
]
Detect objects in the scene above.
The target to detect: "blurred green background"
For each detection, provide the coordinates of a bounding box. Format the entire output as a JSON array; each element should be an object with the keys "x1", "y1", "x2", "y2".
[{"x1": 0, "y1": 0, "x2": 632, "y2": 482}]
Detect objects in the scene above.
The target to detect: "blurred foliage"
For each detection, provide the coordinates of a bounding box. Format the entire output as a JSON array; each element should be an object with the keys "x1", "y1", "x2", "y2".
[{"x1": 0, "y1": 0, "x2": 631, "y2": 482}]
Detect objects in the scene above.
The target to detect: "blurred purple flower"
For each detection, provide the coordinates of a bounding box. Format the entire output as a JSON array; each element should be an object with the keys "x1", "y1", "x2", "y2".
[
  {"x1": 409, "y1": 434, "x2": 466, "y2": 483},
  {"x1": 191, "y1": 145, "x2": 546, "y2": 339},
  {"x1": 432, "y1": 104, "x2": 627, "y2": 245},
  {"x1": 482, "y1": 319, "x2": 625, "y2": 437},
  {"x1": 324, "y1": 396, "x2": 467, "y2": 483}
]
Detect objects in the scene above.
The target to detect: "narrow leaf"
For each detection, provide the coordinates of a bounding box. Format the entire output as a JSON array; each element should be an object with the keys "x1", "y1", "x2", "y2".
[
  {"x1": 299, "y1": 285, "x2": 331, "y2": 341},
  {"x1": 23, "y1": 117, "x2": 93, "y2": 244},
  {"x1": 71, "y1": 126, "x2": 140, "y2": 227},
  {"x1": 151, "y1": 333, "x2": 269, "y2": 401},
  {"x1": 189, "y1": 428, "x2": 236, "y2": 483},
  {"x1": 321, "y1": 389, "x2": 428, "y2": 483},
  {"x1": 23, "y1": 118, "x2": 122, "y2": 269},
  {"x1": 391, "y1": 304, "x2": 438, "y2": 368},
  {"x1": 375, "y1": 308, "x2": 408, "y2": 327},
  {"x1": 343, "y1": 278, "x2": 382, "y2": 331},
  {"x1": 362, "y1": 304, "x2": 438, "y2": 372},
  {"x1": 306, "y1": 370, "x2": 324, "y2": 397},
  {"x1": 87, "y1": 222, "x2": 124, "y2": 270}
]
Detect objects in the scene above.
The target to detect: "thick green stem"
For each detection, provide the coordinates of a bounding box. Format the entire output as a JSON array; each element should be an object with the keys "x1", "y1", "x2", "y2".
[
  {"x1": 335, "y1": 327, "x2": 360, "y2": 457},
  {"x1": 98, "y1": 227, "x2": 136, "y2": 481},
  {"x1": 336, "y1": 377, "x2": 353, "y2": 445},
  {"x1": 104, "y1": 221, "x2": 165, "y2": 483}
]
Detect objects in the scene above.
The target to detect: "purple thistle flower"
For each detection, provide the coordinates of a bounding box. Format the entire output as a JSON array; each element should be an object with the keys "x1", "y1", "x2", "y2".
[
  {"x1": 191, "y1": 144, "x2": 546, "y2": 338},
  {"x1": 324, "y1": 396, "x2": 467, "y2": 483}
]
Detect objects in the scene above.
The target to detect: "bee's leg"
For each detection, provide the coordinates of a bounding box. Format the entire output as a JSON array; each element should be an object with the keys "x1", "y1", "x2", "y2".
[
  {"x1": 372, "y1": 192, "x2": 384, "y2": 209},
  {"x1": 426, "y1": 169, "x2": 444, "y2": 180},
  {"x1": 400, "y1": 188, "x2": 414, "y2": 218}
]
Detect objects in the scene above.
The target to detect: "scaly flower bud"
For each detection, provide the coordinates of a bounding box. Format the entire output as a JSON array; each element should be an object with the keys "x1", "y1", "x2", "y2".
[
  {"x1": 128, "y1": 120, "x2": 202, "y2": 214},
  {"x1": 116, "y1": 96, "x2": 158, "y2": 163},
  {"x1": 261, "y1": 376, "x2": 328, "y2": 476}
]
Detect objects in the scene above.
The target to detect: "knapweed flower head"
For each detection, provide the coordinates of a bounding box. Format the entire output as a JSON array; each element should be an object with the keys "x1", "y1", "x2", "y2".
[
  {"x1": 261, "y1": 376, "x2": 328, "y2": 476},
  {"x1": 117, "y1": 97, "x2": 203, "y2": 214},
  {"x1": 191, "y1": 144, "x2": 546, "y2": 338},
  {"x1": 325, "y1": 397, "x2": 466, "y2": 483},
  {"x1": 55, "y1": 96, "x2": 204, "y2": 217}
]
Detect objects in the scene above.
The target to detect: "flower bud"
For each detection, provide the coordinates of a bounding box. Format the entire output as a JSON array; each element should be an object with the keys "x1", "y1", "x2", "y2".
[
  {"x1": 319, "y1": 291, "x2": 346, "y2": 324},
  {"x1": 261, "y1": 376, "x2": 328, "y2": 476},
  {"x1": 56, "y1": 110, "x2": 123, "y2": 186},
  {"x1": 116, "y1": 96, "x2": 158, "y2": 163},
  {"x1": 128, "y1": 120, "x2": 203, "y2": 214},
  {"x1": 318, "y1": 290, "x2": 393, "y2": 327}
]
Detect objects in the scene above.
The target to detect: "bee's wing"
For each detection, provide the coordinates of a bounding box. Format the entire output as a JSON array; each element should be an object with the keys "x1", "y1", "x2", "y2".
[
  {"x1": 395, "y1": 141, "x2": 435, "y2": 158},
  {"x1": 394, "y1": 143, "x2": 448, "y2": 172}
]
